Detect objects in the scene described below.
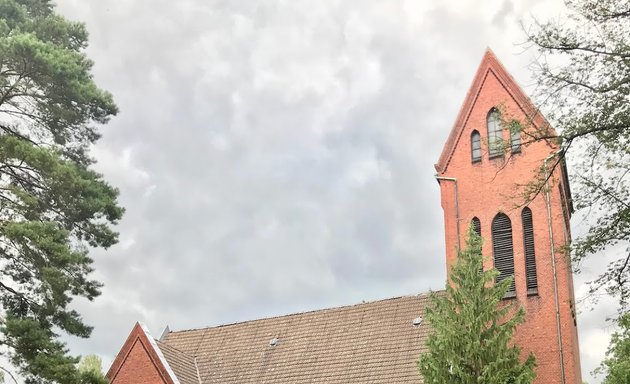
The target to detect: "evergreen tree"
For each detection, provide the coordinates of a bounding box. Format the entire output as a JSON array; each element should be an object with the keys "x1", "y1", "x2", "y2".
[
  {"x1": 0, "y1": 0, "x2": 122, "y2": 382},
  {"x1": 418, "y1": 228, "x2": 536, "y2": 384}
]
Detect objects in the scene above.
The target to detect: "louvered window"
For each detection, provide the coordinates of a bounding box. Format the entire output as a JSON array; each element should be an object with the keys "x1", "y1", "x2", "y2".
[
  {"x1": 487, "y1": 109, "x2": 503, "y2": 158},
  {"x1": 471, "y1": 131, "x2": 481, "y2": 162},
  {"x1": 471, "y1": 217, "x2": 481, "y2": 236},
  {"x1": 522, "y1": 208, "x2": 538, "y2": 295},
  {"x1": 492, "y1": 213, "x2": 515, "y2": 297}
]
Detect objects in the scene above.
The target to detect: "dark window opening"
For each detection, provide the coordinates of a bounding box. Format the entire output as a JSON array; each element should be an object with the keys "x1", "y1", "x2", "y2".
[
  {"x1": 522, "y1": 207, "x2": 538, "y2": 295},
  {"x1": 471, "y1": 130, "x2": 481, "y2": 163},
  {"x1": 492, "y1": 213, "x2": 515, "y2": 297},
  {"x1": 471, "y1": 217, "x2": 481, "y2": 236}
]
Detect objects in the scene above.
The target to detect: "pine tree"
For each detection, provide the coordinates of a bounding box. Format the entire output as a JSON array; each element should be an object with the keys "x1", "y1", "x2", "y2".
[
  {"x1": 418, "y1": 228, "x2": 536, "y2": 384},
  {"x1": 0, "y1": 1, "x2": 122, "y2": 382}
]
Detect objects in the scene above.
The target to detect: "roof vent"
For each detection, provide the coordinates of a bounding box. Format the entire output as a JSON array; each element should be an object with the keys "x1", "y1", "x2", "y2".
[
  {"x1": 269, "y1": 337, "x2": 279, "y2": 346},
  {"x1": 412, "y1": 317, "x2": 423, "y2": 326}
]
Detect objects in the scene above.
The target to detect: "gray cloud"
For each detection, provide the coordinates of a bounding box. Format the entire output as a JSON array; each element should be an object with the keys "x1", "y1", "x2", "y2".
[
  {"x1": 493, "y1": 1, "x2": 516, "y2": 28},
  {"x1": 52, "y1": 1, "x2": 608, "y2": 383}
]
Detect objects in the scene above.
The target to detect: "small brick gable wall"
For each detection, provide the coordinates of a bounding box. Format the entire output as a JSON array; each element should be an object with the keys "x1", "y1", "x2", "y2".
[
  {"x1": 110, "y1": 338, "x2": 169, "y2": 384},
  {"x1": 107, "y1": 323, "x2": 175, "y2": 384}
]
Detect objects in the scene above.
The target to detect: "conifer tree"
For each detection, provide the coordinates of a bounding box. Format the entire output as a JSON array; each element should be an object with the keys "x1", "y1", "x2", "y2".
[
  {"x1": 418, "y1": 228, "x2": 536, "y2": 384},
  {"x1": 0, "y1": 1, "x2": 121, "y2": 382}
]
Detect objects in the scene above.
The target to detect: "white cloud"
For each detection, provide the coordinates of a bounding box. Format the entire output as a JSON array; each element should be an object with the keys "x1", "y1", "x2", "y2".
[{"x1": 52, "y1": 1, "x2": 610, "y2": 383}]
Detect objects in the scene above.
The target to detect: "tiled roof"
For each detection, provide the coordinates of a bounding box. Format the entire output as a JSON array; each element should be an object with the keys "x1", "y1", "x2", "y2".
[
  {"x1": 157, "y1": 341, "x2": 200, "y2": 384},
  {"x1": 158, "y1": 293, "x2": 438, "y2": 384}
]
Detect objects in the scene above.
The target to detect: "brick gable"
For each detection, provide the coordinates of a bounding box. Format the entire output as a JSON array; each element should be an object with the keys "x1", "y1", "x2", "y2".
[{"x1": 107, "y1": 323, "x2": 184, "y2": 384}]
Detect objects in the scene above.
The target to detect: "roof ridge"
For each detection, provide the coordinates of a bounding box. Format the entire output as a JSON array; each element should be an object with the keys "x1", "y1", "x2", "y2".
[
  {"x1": 167, "y1": 291, "x2": 439, "y2": 335},
  {"x1": 193, "y1": 357, "x2": 202, "y2": 384}
]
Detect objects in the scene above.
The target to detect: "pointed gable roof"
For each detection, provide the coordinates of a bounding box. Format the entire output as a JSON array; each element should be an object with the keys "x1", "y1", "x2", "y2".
[
  {"x1": 106, "y1": 322, "x2": 192, "y2": 384},
  {"x1": 435, "y1": 49, "x2": 551, "y2": 174}
]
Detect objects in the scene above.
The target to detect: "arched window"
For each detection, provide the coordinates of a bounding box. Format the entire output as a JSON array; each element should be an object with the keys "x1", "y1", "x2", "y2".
[
  {"x1": 492, "y1": 213, "x2": 515, "y2": 296},
  {"x1": 471, "y1": 130, "x2": 481, "y2": 162},
  {"x1": 510, "y1": 120, "x2": 521, "y2": 153},
  {"x1": 522, "y1": 207, "x2": 538, "y2": 295},
  {"x1": 471, "y1": 217, "x2": 481, "y2": 236},
  {"x1": 487, "y1": 109, "x2": 503, "y2": 158}
]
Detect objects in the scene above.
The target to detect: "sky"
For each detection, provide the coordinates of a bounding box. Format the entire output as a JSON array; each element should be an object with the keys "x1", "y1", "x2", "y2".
[{"x1": 49, "y1": 1, "x2": 619, "y2": 383}]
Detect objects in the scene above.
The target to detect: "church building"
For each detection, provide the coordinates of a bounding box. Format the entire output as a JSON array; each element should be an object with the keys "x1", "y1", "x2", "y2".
[{"x1": 106, "y1": 50, "x2": 582, "y2": 384}]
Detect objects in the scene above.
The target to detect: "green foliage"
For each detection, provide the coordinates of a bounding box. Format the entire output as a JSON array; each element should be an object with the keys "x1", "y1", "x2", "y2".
[
  {"x1": 595, "y1": 312, "x2": 630, "y2": 384},
  {"x1": 418, "y1": 228, "x2": 536, "y2": 384},
  {"x1": 77, "y1": 355, "x2": 106, "y2": 384},
  {"x1": 0, "y1": 0, "x2": 122, "y2": 382},
  {"x1": 526, "y1": 0, "x2": 630, "y2": 311}
]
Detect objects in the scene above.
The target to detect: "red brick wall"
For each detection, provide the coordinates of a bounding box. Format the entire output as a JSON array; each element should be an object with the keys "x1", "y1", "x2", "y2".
[
  {"x1": 110, "y1": 338, "x2": 168, "y2": 384},
  {"x1": 106, "y1": 323, "x2": 174, "y2": 384},
  {"x1": 438, "y1": 64, "x2": 581, "y2": 384}
]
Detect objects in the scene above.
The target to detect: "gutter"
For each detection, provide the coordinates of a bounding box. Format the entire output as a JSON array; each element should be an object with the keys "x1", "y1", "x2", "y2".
[{"x1": 543, "y1": 152, "x2": 567, "y2": 384}]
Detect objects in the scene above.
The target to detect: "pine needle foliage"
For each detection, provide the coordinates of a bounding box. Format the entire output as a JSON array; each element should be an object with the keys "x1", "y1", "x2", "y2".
[
  {"x1": 0, "y1": 1, "x2": 121, "y2": 382},
  {"x1": 418, "y1": 228, "x2": 536, "y2": 384}
]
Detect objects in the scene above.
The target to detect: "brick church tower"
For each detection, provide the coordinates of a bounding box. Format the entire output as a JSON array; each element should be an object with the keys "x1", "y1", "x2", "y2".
[{"x1": 435, "y1": 50, "x2": 581, "y2": 384}]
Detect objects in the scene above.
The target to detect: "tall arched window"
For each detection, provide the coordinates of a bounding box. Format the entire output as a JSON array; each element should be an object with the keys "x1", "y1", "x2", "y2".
[
  {"x1": 510, "y1": 122, "x2": 521, "y2": 153},
  {"x1": 487, "y1": 109, "x2": 503, "y2": 158},
  {"x1": 471, "y1": 217, "x2": 481, "y2": 236},
  {"x1": 471, "y1": 130, "x2": 481, "y2": 162},
  {"x1": 522, "y1": 207, "x2": 538, "y2": 295},
  {"x1": 492, "y1": 213, "x2": 515, "y2": 296}
]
